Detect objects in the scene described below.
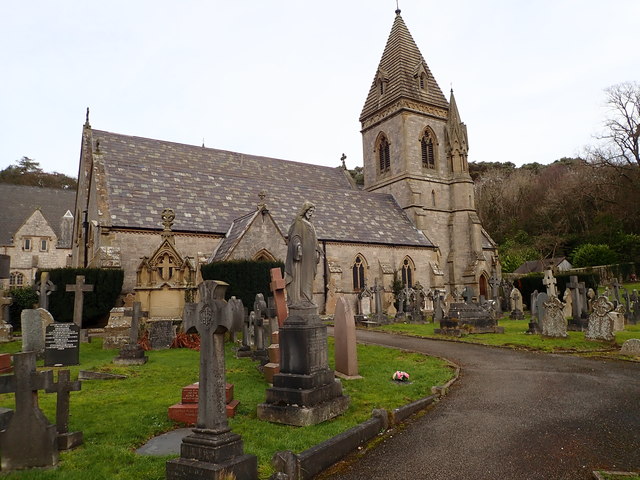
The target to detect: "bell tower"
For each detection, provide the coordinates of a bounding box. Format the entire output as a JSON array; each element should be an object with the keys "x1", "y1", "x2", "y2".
[{"x1": 360, "y1": 9, "x2": 491, "y2": 291}]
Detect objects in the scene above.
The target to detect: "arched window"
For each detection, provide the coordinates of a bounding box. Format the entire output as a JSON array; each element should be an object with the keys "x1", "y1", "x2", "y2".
[
  {"x1": 377, "y1": 134, "x2": 391, "y2": 173},
  {"x1": 352, "y1": 255, "x2": 366, "y2": 291},
  {"x1": 253, "y1": 249, "x2": 276, "y2": 262},
  {"x1": 401, "y1": 257, "x2": 414, "y2": 287},
  {"x1": 421, "y1": 130, "x2": 435, "y2": 169},
  {"x1": 9, "y1": 272, "x2": 24, "y2": 287}
]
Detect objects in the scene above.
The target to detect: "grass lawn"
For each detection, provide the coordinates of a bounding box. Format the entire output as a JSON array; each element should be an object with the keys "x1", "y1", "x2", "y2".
[
  {"x1": 0, "y1": 337, "x2": 454, "y2": 479},
  {"x1": 375, "y1": 316, "x2": 640, "y2": 359}
]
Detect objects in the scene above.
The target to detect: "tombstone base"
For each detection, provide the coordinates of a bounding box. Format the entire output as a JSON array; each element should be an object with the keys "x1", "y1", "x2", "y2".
[
  {"x1": 0, "y1": 323, "x2": 12, "y2": 343},
  {"x1": 434, "y1": 327, "x2": 466, "y2": 337},
  {"x1": 263, "y1": 363, "x2": 280, "y2": 384},
  {"x1": 509, "y1": 309, "x2": 524, "y2": 320},
  {"x1": 257, "y1": 394, "x2": 350, "y2": 427},
  {"x1": 236, "y1": 346, "x2": 252, "y2": 358},
  {"x1": 113, "y1": 344, "x2": 148, "y2": 365},
  {"x1": 58, "y1": 431, "x2": 83, "y2": 450},
  {"x1": 526, "y1": 322, "x2": 542, "y2": 334},
  {"x1": 166, "y1": 431, "x2": 257, "y2": 480}
]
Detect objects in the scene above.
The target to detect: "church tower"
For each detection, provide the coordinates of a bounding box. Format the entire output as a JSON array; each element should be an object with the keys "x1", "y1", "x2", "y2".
[{"x1": 360, "y1": 9, "x2": 493, "y2": 293}]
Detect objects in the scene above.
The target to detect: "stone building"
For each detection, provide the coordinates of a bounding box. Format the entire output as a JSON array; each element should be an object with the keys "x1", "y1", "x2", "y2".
[
  {"x1": 71, "y1": 10, "x2": 499, "y2": 313},
  {"x1": 0, "y1": 184, "x2": 75, "y2": 288}
]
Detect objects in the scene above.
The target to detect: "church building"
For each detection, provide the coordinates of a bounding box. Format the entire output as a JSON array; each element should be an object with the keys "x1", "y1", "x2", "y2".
[{"x1": 71, "y1": 10, "x2": 499, "y2": 314}]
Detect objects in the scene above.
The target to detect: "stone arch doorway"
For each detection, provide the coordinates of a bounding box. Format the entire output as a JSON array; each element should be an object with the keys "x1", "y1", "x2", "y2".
[{"x1": 479, "y1": 273, "x2": 489, "y2": 299}]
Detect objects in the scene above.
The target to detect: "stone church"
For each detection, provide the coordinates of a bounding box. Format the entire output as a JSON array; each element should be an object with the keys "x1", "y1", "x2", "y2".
[{"x1": 71, "y1": 10, "x2": 499, "y2": 315}]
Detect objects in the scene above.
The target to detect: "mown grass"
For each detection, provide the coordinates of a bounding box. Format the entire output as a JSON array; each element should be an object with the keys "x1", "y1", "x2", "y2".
[
  {"x1": 375, "y1": 316, "x2": 640, "y2": 358},
  {"x1": 0, "y1": 337, "x2": 454, "y2": 479}
]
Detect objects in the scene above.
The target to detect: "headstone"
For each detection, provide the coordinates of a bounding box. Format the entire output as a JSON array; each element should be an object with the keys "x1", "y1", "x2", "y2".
[
  {"x1": 65, "y1": 275, "x2": 94, "y2": 329},
  {"x1": 333, "y1": 297, "x2": 360, "y2": 379},
  {"x1": 45, "y1": 370, "x2": 83, "y2": 450},
  {"x1": 542, "y1": 269, "x2": 557, "y2": 297},
  {"x1": 432, "y1": 290, "x2": 444, "y2": 324},
  {"x1": 103, "y1": 307, "x2": 132, "y2": 349},
  {"x1": 489, "y1": 272, "x2": 500, "y2": 303},
  {"x1": 0, "y1": 290, "x2": 13, "y2": 342},
  {"x1": 587, "y1": 288, "x2": 596, "y2": 313},
  {"x1": 530, "y1": 290, "x2": 539, "y2": 316},
  {"x1": 541, "y1": 295, "x2": 568, "y2": 338},
  {"x1": 166, "y1": 280, "x2": 257, "y2": 480},
  {"x1": 585, "y1": 295, "x2": 616, "y2": 342},
  {"x1": 620, "y1": 338, "x2": 640, "y2": 356},
  {"x1": 147, "y1": 320, "x2": 176, "y2": 350},
  {"x1": 578, "y1": 282, "x2": 589, "y2": 317},
  {"x1": 358, "y1": 288, "x2": 372, "y2": 316},
  {"x1": 536, "y1": 292, "x2": 549, "y2": 325},
  {"x1": 631, "y1": 290, "x2": 640, "y2": 324},
  {"x1": 372, "y1": 278, "x2": 386, "y2": 324},
  {"x1": 44, "y1": 323, "x2": 80, "y2": 366},
  {"x1": 113, "y1": 302, "x2": 148, "y2": 365},
  {"x1": 527, "y1": 291, "x2": 547, "y2": 334},
  {"x1": 257, "y1": 202, "x2": 349, "y2": 427},
  {"x1": 567, "y1": 276, "x2": 587, "y2": 331},
  {"x1": 509, "y1": 288, "x2": 524, "y2": 320},
  {"x1": 622, "y1": 288, "x2": 632, "y2": 323},
  {"x1": 562, "y1": 288, "x2": 573, "y2": 319},
  {"x1": 35, "y1": 271, "x2": 57, "y2": 311},
  {"x1": 612, "y1": 278, "x2": 622, "y2": 304},
  {"x1": 462, "y1": 286, "x2": 474, "y2": 304},
  {"x1": 0, "y1": 352, "x2": 58, "y2": 470},
  {"x1": 270, "y1": 267, "x2": 288, "y2": 328},
  {"x1": 21, "y1": 309, "x2": 46, "y2": 355}
]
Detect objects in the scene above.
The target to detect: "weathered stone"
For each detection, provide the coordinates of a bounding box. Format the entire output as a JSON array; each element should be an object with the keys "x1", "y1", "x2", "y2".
[
  {"x1": 585, "y1": 296, "x2": 615, "y2": 342},
  {"x1": 0, "y1": 352, "x2": 57, "y2": 470},
  {"x1": 334, "y1": 297, "x2": 360, "y2": 379},
  {"x1": 620, "y1": 338, "x2": 640, "y2": 356},
  {"x1": 148, "y1": 320, "x2": 176, "y2": 350},
  {"x1": 45, "y1": 370, "x2": 83, "y2": 450},
  {"x1": 21, "y1": 309, "x2": 46, "y2": 355},
  {"x1": 65, "y1": 275, "x2": 93, "y2": 328},
  {"x1": 0, "y1": 290, "x2": 14, "y2": 342},
  {"x1": 103, "y1": 307, "x2": 132, "y2": 349},
  {"x1": 113, "y1": 302, "x2": 148, "y2": 365},
  {"x1": 541, "y1": 296, "x2": 567, "y2": 338},
  {"x1": 509, "y1": 288, "x2": 524, "y2": 319}
]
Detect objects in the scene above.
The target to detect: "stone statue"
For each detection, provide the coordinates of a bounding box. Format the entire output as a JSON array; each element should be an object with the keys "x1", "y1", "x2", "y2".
[{"x1": 285, "y1": 201, "x2": 323, "y2": 309}]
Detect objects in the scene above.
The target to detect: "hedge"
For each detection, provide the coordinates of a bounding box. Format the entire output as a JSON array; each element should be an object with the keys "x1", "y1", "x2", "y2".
[
  {"x1": 200, "y1": 260, "x2": 285, "y2": 309},
  {"x1": 7, "y1": 287, "x2": 39, "y2": 330},
  {"x1": 36, "y1": 268, "x2": 124, "y2": 326}
]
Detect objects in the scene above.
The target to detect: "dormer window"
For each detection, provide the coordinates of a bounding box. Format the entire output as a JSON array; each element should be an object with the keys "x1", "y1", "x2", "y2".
[{"x1": 376, "y1": 69, "x2": 389, "y2": 97}]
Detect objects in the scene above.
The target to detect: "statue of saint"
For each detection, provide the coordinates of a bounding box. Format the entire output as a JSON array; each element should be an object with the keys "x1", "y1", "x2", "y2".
[{"x1": 285, "y1": 201, "x2": 323, "y2": 308}]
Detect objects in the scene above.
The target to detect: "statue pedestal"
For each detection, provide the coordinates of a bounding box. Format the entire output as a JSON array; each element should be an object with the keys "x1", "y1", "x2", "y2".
[{"x1": 257, "y1": 308, "x2": 349, "y2": 426}]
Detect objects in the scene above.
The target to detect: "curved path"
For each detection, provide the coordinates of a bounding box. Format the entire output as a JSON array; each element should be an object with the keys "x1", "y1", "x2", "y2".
[{"x1": 323, "y1": 330, "x2": 640, "y2": 480}]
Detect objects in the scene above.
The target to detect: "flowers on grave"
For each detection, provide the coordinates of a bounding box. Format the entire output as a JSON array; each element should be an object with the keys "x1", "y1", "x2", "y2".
[{"x1": 393, "y1": 370, "x2": 410, "y2": 382}]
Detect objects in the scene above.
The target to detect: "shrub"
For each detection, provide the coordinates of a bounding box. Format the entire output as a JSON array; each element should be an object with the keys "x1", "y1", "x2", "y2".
[
  {"x1": 201, "y1": 260, "x2": 284, "y2": 309},
  {"x1": 572, "y1": 244, "x2": 618, "y2": 268},
  {"x1": 38, "y1": 268, "x2": 124, "y2": 326},
  {"x1": 7, "y1": 287, "x2": 39, "y2": 329}
]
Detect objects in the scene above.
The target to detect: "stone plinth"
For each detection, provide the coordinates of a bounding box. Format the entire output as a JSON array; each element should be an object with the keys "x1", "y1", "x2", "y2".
[
  {"x1": 435, "y1": 302, "x2": 504, "y2": 336},
  {"x1": 257, "y1": 308, "x2": 349, "y2": 426},
  {"x1": 621, "y1": 339, "x2": 640, "y2": 356},
  {"x1": 168, "y1": 383, "x2": 238, "y2": 425},
  {"x1": 103, "y1": 308, "x2": 132, "y2": 349},
  {"x1": 113, "y1": 343, "x2": 148, "y2": 365}
]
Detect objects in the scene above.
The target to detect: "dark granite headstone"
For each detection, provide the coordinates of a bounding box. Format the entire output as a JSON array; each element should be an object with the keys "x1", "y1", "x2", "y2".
[{"x1": 44, "y1": 323, "x2": 80, "y2": 367}]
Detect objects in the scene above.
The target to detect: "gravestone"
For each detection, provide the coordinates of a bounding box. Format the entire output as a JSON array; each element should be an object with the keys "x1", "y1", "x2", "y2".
[
  {"x1": 622, "y1": 289, "x2": 632, "y2": 323},
  {"x1": 258, "y1": 202, "x2": 349, "y2": 427},
  {"x1": 585, "y1": 296, "x2": 616, "y2": 342},
  {"x1": 45, "y1": 370, "x2": 83, "y2": 450},
  {"x1": 358, "y1": 286, "x2": 372, "y2": 316},
  {"x1": 270, "y1": 267, "x2": 288, "y2": 328},
  {"x1": 542, "y1": 269, "x2": 557, "y2": 297},
  {"x1": 371, "y1": 278, "x2": 387, "y2": 324},
  {"x1": 620, "y1": 338, "x2": 640, "y2": 356},
  {"x1": 237, "y1": 309, "x2": 254, "y2": 358},
  {"x1": 632, "y1": 290, "x2": 640, "y2": 324},
  {"x1": 530, "y1": 290, "x2": 539, "y2": 316},
  {"x1": 65, "y1": 275, "x2": 94, "y2": 329},
  {"x1": 333, "y1": 297, "x2": 360, "y2": 379},
  {"x1": 436, "y1": 298, "x2": 503, "y2": 336},
  {"x1": 148, "y1": 320, "x2": 176, "y2": 350},
  {"x1": 0, "y1": 352, "x2": 57, "y2": 470},
  {"x1": 612, "y1": 278, "x2": 622, "y2": 304},
  {"x1": 567, "y1": 276, "x2": 588, "y2": 331},
  {"x1": 0, "y1": 290, "x2": 13, "y2": 342},
  {"x1": 166, "y1": 280, "x2": 257, "y2": 480},
  {"x1": 113, "y1": 302, "x2": 148, "y2": 365},
  {"x1": 527, "y1": 292, "x2": 548, "y2": 334},
  {"x1": 587, "y1": 288, "x2": 596, "y2": 313},
  {"x1": 541, "y1": 295, "x2": 568, "y2": 338},
  {"x1": 35, "y1": 271, "x2": 57, "y2": 311},
  {"x1": 578, "y1": 282, "x2": 589, "y2": 317},
  {"x1": 44, "y1": 323, "x2": 80, "y2": 366},
  {"x1": 509, "y1": 288, "x2": 524, "y2": 320},
  {"x1": 21, "y1": 309, "x2": 46, "y2": 355},
  {"x1": 103, "y1": 307, "x2": 132, "y2": 349},
  {"x1": 562, "y1": 288, "x2": 573, "y2": 319}
]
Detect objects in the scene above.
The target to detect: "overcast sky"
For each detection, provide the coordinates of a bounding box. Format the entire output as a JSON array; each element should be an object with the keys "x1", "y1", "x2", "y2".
[{"x1": 1, "y1": 0, "x2": 638, "y2": 178}]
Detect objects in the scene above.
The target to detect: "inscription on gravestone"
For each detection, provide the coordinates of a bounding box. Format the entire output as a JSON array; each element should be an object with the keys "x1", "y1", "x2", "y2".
[{"x1": 44, "y1": 323, "x2": 80, "y2": 367}]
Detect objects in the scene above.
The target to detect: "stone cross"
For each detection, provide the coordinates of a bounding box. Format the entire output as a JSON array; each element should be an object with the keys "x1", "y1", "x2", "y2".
[
  {"x1": 0, "y1": 351, "x2": 57, "y2": 470},
  {"x1": 168, "y1": 280, "x2": 256, "y2": 479},
  {"x1": 45, "y1": 369, "x2": 83, "y2": 450},
  {"x1": 433, "y1": 289, "x2": 444, "y2": 323},
  {"x1": 269, "y1": 267, "x2": 288, "y2": 327},
  {"x1": 542, "y1": 269, "x2": 557, "y2": 297},
  {"x1": 578, "y1": 282, "x2": 588, "y2": 316},
  {"x1": 65, "y1": 275, "x2": 94, "y2": 328},
  {"x1": 129, "y1": 302, "x2": 142, "y2": 344},
  {"x1": 372, "y1": 278, "x2": 383, "y2": 317},
  {"x1": 35, "y1": 272, "x2": 57, "y2": 311}
]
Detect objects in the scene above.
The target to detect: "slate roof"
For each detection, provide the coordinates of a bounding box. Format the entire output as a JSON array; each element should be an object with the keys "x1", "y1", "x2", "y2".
[
  {"x1": 513, "y1": 257, "x2": 572, "y2": 275},
  {"x1": 0, "y1": 184, "x2": 76, "y2": 245},
  {"x1": 360, "y1": 11, "x2": 449, "y2": 121},
  {"x1": 211, "y1": 210, "x2": 260, "y2": 261},
  {"x1": 91, "y1": 129, "x2": 434, "y2": 247}
]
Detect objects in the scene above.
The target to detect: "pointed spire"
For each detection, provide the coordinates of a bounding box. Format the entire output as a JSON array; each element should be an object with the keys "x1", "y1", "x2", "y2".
[
  {"x1": 360, "y1": 11, "x2": 448, "y2": 122},
  {"x1": 446, "y1": 89, "x2": 469, "y2": 172}
]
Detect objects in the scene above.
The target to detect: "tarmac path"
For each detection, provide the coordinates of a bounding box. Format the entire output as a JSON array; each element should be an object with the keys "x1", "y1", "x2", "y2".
[{"x1": 322, "y1": 330, "x2": 640, "y2": 480}]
